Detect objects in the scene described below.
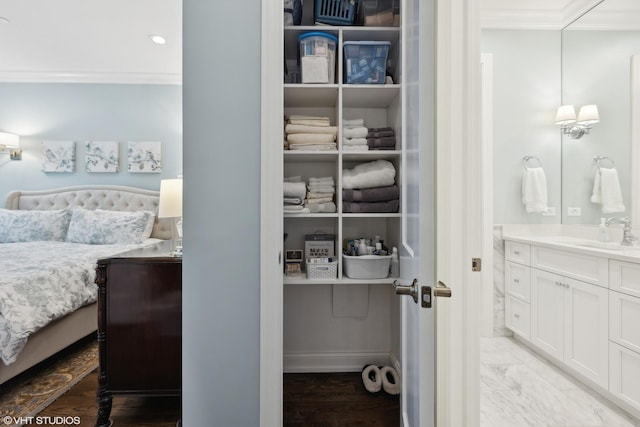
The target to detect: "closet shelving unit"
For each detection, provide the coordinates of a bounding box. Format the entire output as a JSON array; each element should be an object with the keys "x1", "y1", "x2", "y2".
[{"x1": 283, "y1": 8, "x2": 403, "y2": 287}]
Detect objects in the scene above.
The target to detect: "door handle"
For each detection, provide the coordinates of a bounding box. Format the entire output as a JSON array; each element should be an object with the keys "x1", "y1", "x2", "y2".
[
  {"x1": 434, "y1": 281, "x2": 452, "y2": 298},
  {"x1": 393, "y1": 279, "x2": 418, "y2": 304}
]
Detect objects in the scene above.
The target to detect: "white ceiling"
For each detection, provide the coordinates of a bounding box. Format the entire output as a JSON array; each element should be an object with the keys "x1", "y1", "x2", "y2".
[{"x1": 0, "y1": 0, "x2": 182, "y2": 84}]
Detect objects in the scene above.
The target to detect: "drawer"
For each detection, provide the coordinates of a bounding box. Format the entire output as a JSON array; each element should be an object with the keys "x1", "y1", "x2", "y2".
[
  {"x1": 505, "y1": 261, "x2": 530, "y2": 302},
  {"x1": 505, "y1": 295, "x2": 530, "y2": 340},
  {"x1": 505, "y1": 241, "x2": 531, "y2": 265},
  {"x1": 609, "y1": 342, "x2": 640, "y2": 412},
  {"x1": 531, "y1": 246, "x2": 608, "y2": 288},
  {"x1": 610, "y1": 290, "x2": 640, "y2": 353},
  {"x1": 610, "y1": 260, "x2": 640, "y2": 298}
]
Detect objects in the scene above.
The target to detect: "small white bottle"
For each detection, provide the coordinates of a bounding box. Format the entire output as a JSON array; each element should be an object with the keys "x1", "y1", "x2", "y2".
[
  {"x1": 390, "y1": 247, "x2": 399, "y2": 277},
  {"x1": 598, "y1": 217, "x2": 610, "y2": 242},
  {"x1": 358, "y1": 238, "x2": 368, "y2": 256}
]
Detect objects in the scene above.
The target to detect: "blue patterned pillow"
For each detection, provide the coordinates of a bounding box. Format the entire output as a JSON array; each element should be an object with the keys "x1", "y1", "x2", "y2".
[
  {"x1": 0, "y1": 208, "x2": 73, "y2": 242},
  {"x1": 66, "y1": 207, "x2": 156, "y2": 245}
]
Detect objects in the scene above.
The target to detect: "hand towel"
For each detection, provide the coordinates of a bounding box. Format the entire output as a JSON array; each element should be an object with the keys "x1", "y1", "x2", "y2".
[
  {"x1": 309, "y1": 176, "x2": 335, "y2": 185},
  {"x1": 287, "y1": 118, "x2": 331, "y2": 127},
  {"x1": 521, "y1": 167, "x2": 548, "y2": 213},
  {"x1": 307, "y1": 202, "x2": 337, "y2": 213},
  {"x1": 287, "y1": 114, "x2": 331, "y2": 121},
  {"x1": 287, "y1": 133, "x2": 336, "y2": 144},
  {"x1": 289, "y1": 143, "x2": 337, "y2": 151},
  {"x1": 284, "y1": 206, "x2": 311, "y2": 214},
  {"x1": 307, "y1": 191, "x2": 335, "y2": 199},
  {"x1": 285, "y1": 124, "x2": 338, "y2": 136},
  {"x1": 284, "y1": 197, "x2": 303, "y2": 205},
  {"x1": 306, "y1": 185, "x2": 335, "y2": 194},
  {"x1": 343, "y1": 118, "x2": 364, "y2": 128},
  {"x1": 283, "y1": 181, "x2": 307, "y2": 200},
  {"x1": 343, "y1": 185, "x2": 399, "y2": 202},
  {"x1": 366, "y1": 137, "x2": 396, "y2": 149},
  {"x1": 367, "y1": 127, "x2": 395, "y2": 138},
  {"x1": 343, "y1": 145, "x2": 369, "y2": 152},
  {"x1": 343, "y1": 137, "x2": 368, "y2": 146},
  {"x1": 591, "y1": 167, "x2": 625, "y2": 213},
  {"x1": 343, "y1": 159, "x2": 396, "y2": 190},
  {"x1": 343, "y1": 199, "x2": 399, "y2": 213},
  {"x1": 343, "y1": 127, "x2": 369, "y2": 139},
  {"x1": 305, "y1": 197, "x2": 334, "y2": 205}
]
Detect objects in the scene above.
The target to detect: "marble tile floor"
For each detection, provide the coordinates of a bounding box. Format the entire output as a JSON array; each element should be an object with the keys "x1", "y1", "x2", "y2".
[{"x1": 481, "y1": 336, "x2": 640, "y2": 427}]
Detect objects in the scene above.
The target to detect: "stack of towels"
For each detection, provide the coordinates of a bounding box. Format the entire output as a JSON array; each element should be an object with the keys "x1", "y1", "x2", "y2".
[
  {"x1": 284, "y1": 115, "x2": 337, "y2": 151},
  {"x1": 591, "y1": 167, "x2": 625, "y2": 213},
  {"x1": 342, "y1": 159, "x2": 399, "y2": 213},
  {"x1": 284, "y1": 176, "x2": 310, "y2": 214},
  {"x1": 306, "y1": 176, "x2": 337, "y2": 213},
  {"x1": 366, "y1": 127, "x2": 396, "y2": 150},
  {"x1": 342, "y1": 118, "x2": 369, "y2": 152}
]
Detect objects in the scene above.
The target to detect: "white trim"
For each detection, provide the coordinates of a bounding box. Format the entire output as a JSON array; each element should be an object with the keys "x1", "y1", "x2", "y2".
[
  {"x1": 632, "y1": 55, "x2": 640, "y2": 232},
  {"x1": 481, "y1": 54, "x2": 494, "y2": 338},
  {"x1": 260, "y1": 0, "x2": 284, "y2": 426},
  {"x1": 0, "y1": 71, "x2": 182, "y2": 85},
  {"x1": 284, "y1": 352, "x2": 392, "y2": 373}
]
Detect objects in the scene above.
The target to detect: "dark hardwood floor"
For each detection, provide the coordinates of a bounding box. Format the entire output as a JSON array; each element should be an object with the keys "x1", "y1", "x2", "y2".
[
  {"x1": 40, "y1": 369, "x2": 397, "y2": 426},
  {"x1": 284, "y1": 372, "x2": 400, "y2": 427}
]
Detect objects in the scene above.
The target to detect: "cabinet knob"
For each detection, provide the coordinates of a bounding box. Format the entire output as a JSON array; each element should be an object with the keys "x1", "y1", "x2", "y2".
[
  {"x1": 514, "y1": 251, "x2": 520, "y2": 255},
  {"x1": 514, "y1": 314, "x2": 520, "y2": 318},
  {"x1": 513, "y1": 278, "x2": 520, "y2": 283}
]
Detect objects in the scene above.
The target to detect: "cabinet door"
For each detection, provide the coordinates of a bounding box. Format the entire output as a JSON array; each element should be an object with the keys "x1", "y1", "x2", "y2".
[
  {"x1": 610, "y1": 342, "x2": 640, "y2": 413},
  {"x1": 505, "y1": 295, "x2": 530, "y2": 340},
  {"x1": 564, "y1": 277, "x2": 609, "y2": 388},
  {"x1": 530, "y1": 268, "x2": 564, "y2": 361}
]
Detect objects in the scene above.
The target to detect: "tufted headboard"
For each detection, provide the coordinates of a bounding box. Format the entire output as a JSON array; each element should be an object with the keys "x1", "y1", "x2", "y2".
[{"x1": 4, "y1": 185, "x2": 171, "y2": 240}]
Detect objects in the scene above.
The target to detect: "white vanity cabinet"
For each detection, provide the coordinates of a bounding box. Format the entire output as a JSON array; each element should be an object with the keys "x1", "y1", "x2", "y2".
[{"x1": 504, "y1": 241, "x2": 531, "y2": 339}]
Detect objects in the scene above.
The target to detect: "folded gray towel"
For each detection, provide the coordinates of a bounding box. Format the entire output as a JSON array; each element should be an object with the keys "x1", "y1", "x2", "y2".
[
  {"x1": 343, "y1": 185, "x2": 399, "y2": 202},
  {"x1": 343, "y1": 199, "x2": 399, "y2": 213},
  {"x1": 367, "y1": 137, "x2": 396, "y2": 149},
  {"x1": 367, "y1": 127, "x2": 395, "y2": 138}
]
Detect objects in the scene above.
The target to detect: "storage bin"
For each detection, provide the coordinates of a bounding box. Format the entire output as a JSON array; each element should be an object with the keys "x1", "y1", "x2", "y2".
[
  {"x1": 358, "y1": 0, "x2": 397, "y2": 26},
  {"x1": 343, "y1": 254, "x2": 391, "y2": 279},
  {"x1": 298, "y1": 32, "x2": 338, "y2": 84},
  {"x1": 343, "y1": 41, "x2": 391, "y2": 84},
  {"x1": 315, "y1": 0, "x2": 358, "y2": 26},
  {"x1": 306, "y1": 259, "x2": 338, "y2": 279}
]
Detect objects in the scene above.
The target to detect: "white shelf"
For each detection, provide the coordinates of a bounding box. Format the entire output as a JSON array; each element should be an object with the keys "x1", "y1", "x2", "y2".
[
  {"x1": 283, "y1": 275, "x2": 395, "y2": 285},
  {"x1": 284, "y1": 150, "x2": 339, "y2": 162},
  {"x1": 342, "y1": 150, "x2": 401, "y2": 161},
  {"x1": 342, "y1": 213, "x2": 402, "y2": 218},
  {"x1": 284, "y1": 213, "x2": 339, "y2": 218}
]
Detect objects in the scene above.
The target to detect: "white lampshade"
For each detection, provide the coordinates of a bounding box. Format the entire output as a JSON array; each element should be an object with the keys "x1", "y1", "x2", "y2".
[
  {"x1": 555, "y1": 105, "x2": 577, "y2": 125},
  {"x1": 158, "y1": 178, "x2": 183, "y2": 218},
  {"x1": 577, "y1": 104, "x2": 600, "y2": 125},
  {"x1": 0, "y1": 131, "x2": 19, "y2": 148}
]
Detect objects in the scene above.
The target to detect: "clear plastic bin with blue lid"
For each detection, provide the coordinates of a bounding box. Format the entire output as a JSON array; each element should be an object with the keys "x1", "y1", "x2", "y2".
[
  {"x1": 343, "y1": 40, "x2": 391, "y2": 84},
  {"x1": 297, "y1": 32, "x2": 338, "y2": 84}
]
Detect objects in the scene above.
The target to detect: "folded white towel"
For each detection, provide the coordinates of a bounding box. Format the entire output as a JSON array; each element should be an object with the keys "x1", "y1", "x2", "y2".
[
  {"x1": 307, "y1": 202, "x2": 337, "y2": 213},
  {"x1": 591, "y1": 167, "x2": 625, "y2": 213},
  {"x1": 342, "y1": 159, "x2": 396, "y2": 190},
  {"x1": 288, "y1": 118, "x2": 331, "y2": 127},
  {"x1": 343, "y1": 118, "x2": 364, "y2": 128},
  {"x1": 284, "y1": 176, "x2": 302, "y2": 182},
  {"x1": 343, "y1": 137, "x2": 368, "y2": 146},
  {"x1": 305, "y1": 197, "x2": 334, "y2": 205},
  {"x1": 343, "y1": 127, "x2": 368, "y2": 139},
  {"x1": 289, "y1": 143, "x2": 337, "y2": 151},
  {"x1": 287, "y1": 114, "x2": 330, "y2": 121},
  {"x1": 283, "y1": 181, "x2": 307, "y2": 200},
  {"x1": 307, "y1": 191, "x2": 335, "y2": 199},
  {"x1": 285, "y1": 124, "x2": 338, "y2": 135},
  {"x1": 287, "y1": 133, "x2": 336, "y2": 144},
  {"x1": 521, "y1": 167, "x2": 548, "y2": 213},
  {"x1": 343, "y1": 145, "x2": 369, "y2": 152},
  {"x1": 309, "y1": 176, "x2": 335, "y2": 185},
  {"x1": 284, "y1": 206, "x2": 311, "y2": 214}
]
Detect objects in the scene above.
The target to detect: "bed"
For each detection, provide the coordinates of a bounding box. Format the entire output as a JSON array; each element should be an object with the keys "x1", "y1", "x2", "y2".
[{"x1": 0, "y1": 185, "x2": 171, "y2": 385}]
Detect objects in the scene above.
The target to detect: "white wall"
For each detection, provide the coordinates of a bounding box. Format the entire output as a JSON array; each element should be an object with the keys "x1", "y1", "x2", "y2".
[
  {"x1": 482, "y1": 30, "x2": 562, "y2": 225},
  {"x1": 0, "y1": 83, "x2": 182, "y2": 201},
  {"x1": 182, "y1": 1, "x2": 261, "y2": 425}
]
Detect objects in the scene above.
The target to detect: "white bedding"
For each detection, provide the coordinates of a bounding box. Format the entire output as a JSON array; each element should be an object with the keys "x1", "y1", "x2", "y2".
[{"x1": 0, "y1": 239, "x2": 161, "y2": 365}]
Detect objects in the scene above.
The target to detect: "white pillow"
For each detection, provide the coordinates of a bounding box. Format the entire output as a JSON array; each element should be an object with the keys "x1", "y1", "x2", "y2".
[
  {"x1": 0, "y1": 208, "x2": 72, "y2": 242},
  {"x1": 66, "y1": 207, "x2": 156, "y2": 245}
]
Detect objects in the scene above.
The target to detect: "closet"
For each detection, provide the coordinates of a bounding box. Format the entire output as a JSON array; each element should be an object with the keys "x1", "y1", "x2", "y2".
[{"x1": 282, "y1": 1, "x2": 404, "y2": 373}]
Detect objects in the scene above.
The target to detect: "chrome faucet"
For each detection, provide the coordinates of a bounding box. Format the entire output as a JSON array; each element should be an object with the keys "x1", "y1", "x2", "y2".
[{"x1": 606, "y1": 217, "x2": 637, "y2": 246}]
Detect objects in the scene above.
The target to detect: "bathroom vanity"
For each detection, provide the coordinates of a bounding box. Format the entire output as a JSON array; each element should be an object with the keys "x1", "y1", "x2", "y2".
[{"x1": 503, "y1": 226, "x2": 640, "y2": 419}]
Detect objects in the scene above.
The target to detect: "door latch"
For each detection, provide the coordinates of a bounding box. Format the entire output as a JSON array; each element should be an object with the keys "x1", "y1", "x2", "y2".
[{"x1": 472, "y1": 257, "x2": 482, "y2": 271}]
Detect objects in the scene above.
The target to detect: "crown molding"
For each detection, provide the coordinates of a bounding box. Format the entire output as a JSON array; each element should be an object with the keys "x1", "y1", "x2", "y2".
[
  {"x1": 0, "y1": 71, "x2": 182, "y2": 85},
  {"x1": 480, "y1": 0, "x2": 602, "y2": 29}
]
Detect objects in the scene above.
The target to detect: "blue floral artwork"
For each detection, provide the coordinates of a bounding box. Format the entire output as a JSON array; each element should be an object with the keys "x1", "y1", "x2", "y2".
[
  {"x1": 127, "y1": 141, "x2": 162, "y2": 173},
  {"x1": 85, "y1": 141, "x2": 119, "y2": 173},
  {"x1": 41, "y1": 141, "x2": 76, "y2": 173}
]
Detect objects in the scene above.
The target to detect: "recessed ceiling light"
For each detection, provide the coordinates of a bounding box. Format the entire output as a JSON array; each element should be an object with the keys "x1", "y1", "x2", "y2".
[
  {"x1": 0, "y1": 17, "x2": 9, "y2": 24},
  {"x1": 149, "y1": 34, "x2": 167, "y2": 45}
]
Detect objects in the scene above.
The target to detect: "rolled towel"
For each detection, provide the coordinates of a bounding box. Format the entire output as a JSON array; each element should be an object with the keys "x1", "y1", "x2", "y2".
[
  {"x1": 521, "y1": 167, "x2": 548, "y2": 213},
  {"x1": 343, "y1": 185, "x2": 399, "y2": 202},
  {"x1": 591, "y1": 167, "x2": 625, "y2": 213},
  {"x1": 285, "y1": 124, "x2": 338, "y2": 135},
  {"x1": 342, "y1": 159, "x2": 396, "y2": 190},
  {"x1": 283, "y1": 181, "x2": 306, "y2": 200},
  {"x1": 343, "y1": 127, "x2": 368, "y2": 139}
]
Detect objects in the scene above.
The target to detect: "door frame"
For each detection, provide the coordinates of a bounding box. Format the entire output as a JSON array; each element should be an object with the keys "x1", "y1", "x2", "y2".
[{"x1": 259, "y1": 0, "x2": 483, "y2": 425}]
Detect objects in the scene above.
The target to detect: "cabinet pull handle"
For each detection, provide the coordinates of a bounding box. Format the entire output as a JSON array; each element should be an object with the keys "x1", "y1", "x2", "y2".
[
  {"x1": 555, "y1": 281, "x2": 561, "y2": 286},
  {"x1": 514, "y1": 314, "x2": 520, "y2": 318},
  {"x1": 514, "y1": 251, "x2": 520, "y2": 255},
  {"x1": 514, "y1": 278, "x2": 520, "y2": 283}
]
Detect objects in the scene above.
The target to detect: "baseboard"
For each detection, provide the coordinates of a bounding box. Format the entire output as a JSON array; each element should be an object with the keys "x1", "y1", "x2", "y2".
[{"x1": 284, "y1": 351, "x2": 392, "y2": 373}]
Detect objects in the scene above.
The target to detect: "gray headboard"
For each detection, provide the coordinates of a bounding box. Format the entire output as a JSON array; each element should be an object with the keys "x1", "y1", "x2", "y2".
[{"x1": 5, "y1": 185, "x2": 171, "y2": 240}]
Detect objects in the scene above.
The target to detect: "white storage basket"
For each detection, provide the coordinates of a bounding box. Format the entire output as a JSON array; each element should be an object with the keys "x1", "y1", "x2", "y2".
[
  {"x1": 306, "y1": 259, "x2": 338, "y2": 279},
  {"x1": 343, "y1": 254, "x2": 391, "y2": 279}
]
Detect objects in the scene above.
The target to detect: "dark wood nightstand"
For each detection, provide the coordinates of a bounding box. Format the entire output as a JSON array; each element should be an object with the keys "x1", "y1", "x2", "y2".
[{"x1": 94, "y1": 240, "x2": 182, "y2": 427}]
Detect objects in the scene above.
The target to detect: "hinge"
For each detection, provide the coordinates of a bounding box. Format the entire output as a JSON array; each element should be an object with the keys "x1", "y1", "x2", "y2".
[
  {"x1": 472, "y1": 257, "x2": 482, "y2": 272},
  {"x1": 279, "y1": 252, "x2": 282, "y2": 265}
]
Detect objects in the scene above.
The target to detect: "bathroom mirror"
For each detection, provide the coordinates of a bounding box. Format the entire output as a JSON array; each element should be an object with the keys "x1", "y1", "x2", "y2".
[{"x1": 561, "y1": 0, "x2": 640, "y2": 226}]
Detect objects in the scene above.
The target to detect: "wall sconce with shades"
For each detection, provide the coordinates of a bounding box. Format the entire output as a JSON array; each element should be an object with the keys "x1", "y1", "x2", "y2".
[
  {"x1": 0, "y1": 132, "x2": 22, "y2": 160},
  {"x1": 158, "y1": 178, "x2": 183, "y2": 257},
  {"x1": 555, "y1": 104, "x2": 600, "y2": 139}
]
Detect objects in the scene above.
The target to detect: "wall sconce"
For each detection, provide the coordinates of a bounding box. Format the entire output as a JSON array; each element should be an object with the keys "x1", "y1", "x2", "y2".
[
  {"x1": 555, "y1": 104, "x2": 599, "y2": 139},
  {"x1": 0, "y1": 131, "x2": 21, "y2": 160}
]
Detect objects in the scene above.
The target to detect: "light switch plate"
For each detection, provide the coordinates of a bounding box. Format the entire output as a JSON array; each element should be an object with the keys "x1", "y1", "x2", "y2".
[{"x1": 567, "y1": 207, "x2": 582, "y2": 216}]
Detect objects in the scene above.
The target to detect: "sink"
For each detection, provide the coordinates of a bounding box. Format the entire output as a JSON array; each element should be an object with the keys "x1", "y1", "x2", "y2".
[{"x1": 574, "y1": 241, "x2": 640, "y2": 251}]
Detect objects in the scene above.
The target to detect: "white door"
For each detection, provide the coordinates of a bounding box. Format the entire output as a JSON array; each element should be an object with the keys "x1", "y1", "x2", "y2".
[{"x1": 393, "y1": 0, "x2": 438, "y2": 426}]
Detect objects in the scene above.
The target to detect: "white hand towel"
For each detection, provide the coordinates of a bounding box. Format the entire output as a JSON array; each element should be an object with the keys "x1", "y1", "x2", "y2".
[
  {"x1": 343, "y1": 118, "x2": 364, "y2": 128},
  {"x1": 285, "y1": 124, "x2": 338, "y2": 135},
  {"x1": 591, "y1": 167, "x2": 625, "y2": 213},
  {"x1": 283, "y1": 181, "x2": 307, "y2": 200},
  {"x1": 343, "y1": 127, "x2": 368, "y2": 139},
  {"x1": 343, "y1": 137, "x2": 368, "y2": 146},
  {"x1": 521, "y1": 167, "x2": 548, "y2": 213}
]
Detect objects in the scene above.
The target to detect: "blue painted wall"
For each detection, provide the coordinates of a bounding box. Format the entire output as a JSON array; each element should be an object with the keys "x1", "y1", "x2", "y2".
[
  {"x1": 182, "y1": 0, "x2": 261, "y2": 425},
  {"x1": 0, "y1": 83, "x2": 182, "y2": 201}
]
